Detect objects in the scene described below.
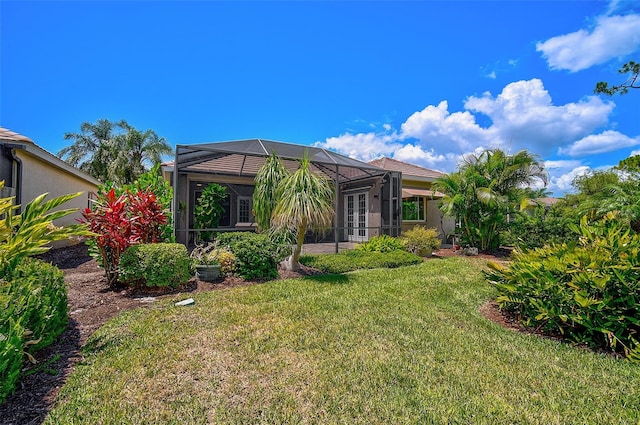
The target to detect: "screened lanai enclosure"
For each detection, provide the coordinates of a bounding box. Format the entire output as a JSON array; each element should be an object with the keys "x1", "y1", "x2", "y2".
[{"x1": 165, "y1": 139, "x2": 403, "y2": 249}]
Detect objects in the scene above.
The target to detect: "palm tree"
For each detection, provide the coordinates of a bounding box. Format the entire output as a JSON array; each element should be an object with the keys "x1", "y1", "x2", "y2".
[
  {"x1": 110, "y1": 121, "x2": 172, "y2": 185},
  {"x1": 58, "y1": 119, "x2": 116, "y2": 182},
  {"x1": 434, "y1": 149, "x2": 547, "y2": 251},
  {"x1": 271, "y1": 155, "x2": 335, "y2": 270},
  {"x1": 58, "y1": 119, "x2": 172, "y2": 185},
  {"x1": 252, "y1": 151, "x2": 289, "y2": 232}
]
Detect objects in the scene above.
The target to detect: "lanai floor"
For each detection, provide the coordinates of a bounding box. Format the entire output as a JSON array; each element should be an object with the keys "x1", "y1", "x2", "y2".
[{"x1": 300, "y1": 242, "x2": 358, "y2": 254}]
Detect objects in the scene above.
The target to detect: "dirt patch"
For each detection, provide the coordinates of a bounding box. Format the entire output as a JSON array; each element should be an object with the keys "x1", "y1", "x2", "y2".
[
  {"x1": 430, "y1": 247, "x2": 513, "y2": 260},
  {"x1": 0, "y1": 243, "x2": 319, "y2": 425}
]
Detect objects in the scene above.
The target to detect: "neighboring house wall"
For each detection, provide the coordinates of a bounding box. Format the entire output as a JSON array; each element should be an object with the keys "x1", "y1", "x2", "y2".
[
  {"x1": 401, "y1": 178, "x2": 455, "y2": 240},
  {"x1": 426, "y1": 200, "x2": 456, "y2": 243},
  {"x1": 0, "y1": 127, "x2": 100, "y2": 237},
  {"x1": 15, "y1": 149, "x2": 97, "y2": 227}
]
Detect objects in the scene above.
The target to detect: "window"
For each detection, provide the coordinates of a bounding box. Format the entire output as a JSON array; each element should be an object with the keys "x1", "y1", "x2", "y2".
[
  {"x1": 402, "y1": 196, "x2": 425, "y2": 221},
  {"x1": 237, "y1": 196, "x2": 253, "y2": 223}
]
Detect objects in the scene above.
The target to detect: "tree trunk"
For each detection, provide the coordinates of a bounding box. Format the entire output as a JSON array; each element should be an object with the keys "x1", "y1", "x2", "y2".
[{"x1": 287, "y1": 223, "x2": 307, "y2": 271}]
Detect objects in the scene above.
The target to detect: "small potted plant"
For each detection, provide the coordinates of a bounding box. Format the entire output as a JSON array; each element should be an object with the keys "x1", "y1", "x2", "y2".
[
  {"x1": 402, "y1": 226, "x2": 442, "y2": 257},
  {"x1": 190, "y1": 243, "x2": 222, "y2": 281}
]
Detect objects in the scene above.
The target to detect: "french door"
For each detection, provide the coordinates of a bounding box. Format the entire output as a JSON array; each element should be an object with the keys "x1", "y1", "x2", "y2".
[{"x1": 345, "y1": 192, "x2": 368, "y2": 242}]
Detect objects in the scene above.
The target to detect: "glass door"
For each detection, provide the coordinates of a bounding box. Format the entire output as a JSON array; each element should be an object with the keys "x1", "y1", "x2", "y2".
[{"x1": 344, "y1": 192, "x2": 368, "y2": 242}]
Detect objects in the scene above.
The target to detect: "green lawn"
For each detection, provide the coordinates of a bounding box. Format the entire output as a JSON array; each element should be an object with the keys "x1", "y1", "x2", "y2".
[{"x1": 46, "y1": 257, "x2": 640, "y2": 424}]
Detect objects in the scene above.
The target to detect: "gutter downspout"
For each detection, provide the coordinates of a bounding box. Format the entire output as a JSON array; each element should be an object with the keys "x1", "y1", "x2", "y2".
[{"x1": 10, "y1": 147, "x2": 23, "y2": 207}]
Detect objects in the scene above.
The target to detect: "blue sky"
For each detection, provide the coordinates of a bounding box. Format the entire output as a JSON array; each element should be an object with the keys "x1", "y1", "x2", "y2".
[{"x1": 2, "y1": 1, "x2": 639, "y2": 196}]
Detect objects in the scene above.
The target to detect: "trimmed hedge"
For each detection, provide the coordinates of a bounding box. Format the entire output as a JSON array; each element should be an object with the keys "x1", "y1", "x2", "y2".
[
  {"x1": 119, "y1": 243, "x2": 190, "y2": 288},
  {"x1": 216, "y1": 232, "x2": 282, "y2": 280},
  {"x1": 1, "y1": 258, "x2": 67, "y2": 403},
  {"x1": 300, "y1": 250, "x2": 423, "y2": 274}
]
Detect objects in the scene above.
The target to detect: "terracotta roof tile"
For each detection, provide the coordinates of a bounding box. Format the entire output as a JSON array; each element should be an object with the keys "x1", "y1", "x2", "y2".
[
  {"x1": 369, "y1": 157, "x2": 446, "y2": 179},
  {"x1": 0, "y1": 126, "x2": 34, "y2": 143}
]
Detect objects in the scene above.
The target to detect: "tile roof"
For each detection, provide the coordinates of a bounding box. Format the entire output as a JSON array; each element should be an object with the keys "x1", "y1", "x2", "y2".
[
  {"x1": 0, "y1": 126, "x2": 34, "y2": 143},
  {"x1": 369, "y1": 157, "x2": 446, "y2": 180}
]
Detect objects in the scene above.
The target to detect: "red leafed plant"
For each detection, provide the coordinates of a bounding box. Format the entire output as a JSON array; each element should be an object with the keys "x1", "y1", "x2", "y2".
[
  {"x1": 81, "y1": 188, "x2": 168, "y2": 286},
  {"x1": 127, "y1": 189, "x2": 167, "y2": 244}
]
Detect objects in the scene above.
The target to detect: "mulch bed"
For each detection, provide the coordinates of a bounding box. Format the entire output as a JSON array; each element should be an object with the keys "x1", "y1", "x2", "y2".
[{"x1": 0, "y1": 245, "x2": 509, "y2": 424}]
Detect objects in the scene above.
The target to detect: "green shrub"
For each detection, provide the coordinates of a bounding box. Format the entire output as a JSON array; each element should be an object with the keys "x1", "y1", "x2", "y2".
[
  {"x1": 502, "y1": 205, "x2": 576, "y2": 250},
  {"x1": 216, "y1": 232, "x2": 282, "y2": 280},
  {"x1": 487, "y1": 212, "x2": 640, "y2": 360},
  {"x1": 119, "y1": 243, "x2": 190, "y2": 288},
  {"x1": 194, "y1": 183, "x2": 227, "y2": 242},
  {"x1": 300, "y1": 250, "x2": 423, "y2": 274},
  {"x1": 0, "y1": 181, "x2": 92, "y2": 278},
  {"x1": 1, "y1": 258, "x2": 67, "y2": 403},
  {"x1": 402, "y1": 226, "x2": 441, "y2": 254},
  {"x1": 355, "y1": 234, "x2": 406, "y2": 253}
]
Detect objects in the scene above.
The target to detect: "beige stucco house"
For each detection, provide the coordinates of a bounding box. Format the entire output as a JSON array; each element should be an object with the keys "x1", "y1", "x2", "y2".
[
  {"x1": 369, "y1": 157, "x2": 455, "y2": 242},
  {"x1": 0, "y1": 126, "x2": 100, "y2": 227}
]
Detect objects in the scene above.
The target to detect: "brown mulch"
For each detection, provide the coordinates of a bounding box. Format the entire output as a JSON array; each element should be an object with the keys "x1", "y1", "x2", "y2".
[
  {"x1": 0, "y1": 245, "x2": 514, "y2": 424},
  {"x1": 0, "y1": 243, "x2": 319, "y2": 425}
]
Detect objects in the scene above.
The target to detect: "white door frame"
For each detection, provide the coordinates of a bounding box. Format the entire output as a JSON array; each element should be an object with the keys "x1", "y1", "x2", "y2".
[{"x1": 344, "y1": 192, "x2": 369, "y2": 242}]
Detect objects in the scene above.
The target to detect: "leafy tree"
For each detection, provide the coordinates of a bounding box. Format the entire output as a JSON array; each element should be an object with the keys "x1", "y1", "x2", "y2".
[
  {"x1": 58, "y1": 119, "x2": 172, "y2": 185},
  {"x1": 193, "y1": 183, "x2": 227, "y2": 242},
  {"x1": 252, "y1": 151, "x2": 289, "y2": 232},
  {"x1": 271, "y1": 155, "x2": 335, "y2": 271},
  {"x1": 616, "y1": 154, "x2": 640, "y2": 172},
  {"x1": 109, "y1": 122, "x2": 172, "y2": 185},
  {"x1": 434, "y1": 149, "x2": 547, "y2": 252},
  {"x1": 594, "y1": 60, "x2": 640, "y2": 96},
  {"x1": 58, "y1": 119, "x2": 116, "y2": 182},
  {"x1": 562, "y1": 168, "x2": 640, "y2": 233}
]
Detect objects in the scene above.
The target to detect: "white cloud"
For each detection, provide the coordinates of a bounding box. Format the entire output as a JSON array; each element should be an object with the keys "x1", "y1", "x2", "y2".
[
  {"x1": 464, "y1": 79, "x2": 614, "y2": 155},
  {"x1": 319, "y1": 79, "x2": 619, "y2": 161},
  {"x1": 548, "y1": 165, "x2": 592, "y2": 193},
  {"x1": 400, "y1": 100, "x2": 495, "y2": 152},
  {"x1": 631, "y1": 149, "x2": 640, "y2": 156},
  {"x1": 559, "y1": 130, "x2": 640, "y2": 156},
  {"x1": 393, "y1": 144, "x2": 456, "y2": 171},
  {"x1": 317, "y1": 78, "x2": 633, "y2": 194},
  {"x1": 536, "y1": 13, "x2": 640, "y2": 72},
  {"x1": 320, "y1": 130, "x2": 400, "y2": 162},
  {"x1": 544, "y1": 159, "x2": 583, "y2": 170}
]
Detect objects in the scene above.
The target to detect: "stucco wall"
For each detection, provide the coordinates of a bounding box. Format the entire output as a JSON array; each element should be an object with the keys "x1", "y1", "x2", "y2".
[
  {"x1": 426, "y1": 200, "x2": 455, "y2": 243},
  {"x1": 17, "y1": 150, "x2": 98, "y2": 227}
]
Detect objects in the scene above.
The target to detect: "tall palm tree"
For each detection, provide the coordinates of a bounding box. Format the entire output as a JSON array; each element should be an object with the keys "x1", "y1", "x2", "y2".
[
  {"x1": 252, "y1": 151, "x2": 289, "y2": 232},
  {"x1": 58, "y1": 119, "x2": 116, "y2": 182},
  {"x1": 271, "y1": 155, "x2": 334, "y2": 270},
  {"x1": 58, "y1": 119, "x2": 172, "y2": 185},
  {"x1": 435, "y1": 148, "x2": 547, "y2": 251},
  {"x1": 110, "y1": 121, "x2": 172, "y2": 185}
]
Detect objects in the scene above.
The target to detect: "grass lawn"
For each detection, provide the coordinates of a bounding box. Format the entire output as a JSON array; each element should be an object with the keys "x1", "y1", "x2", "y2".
[{"x1": 45, "y1": 257, "x2": 640, "y2": 424}]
